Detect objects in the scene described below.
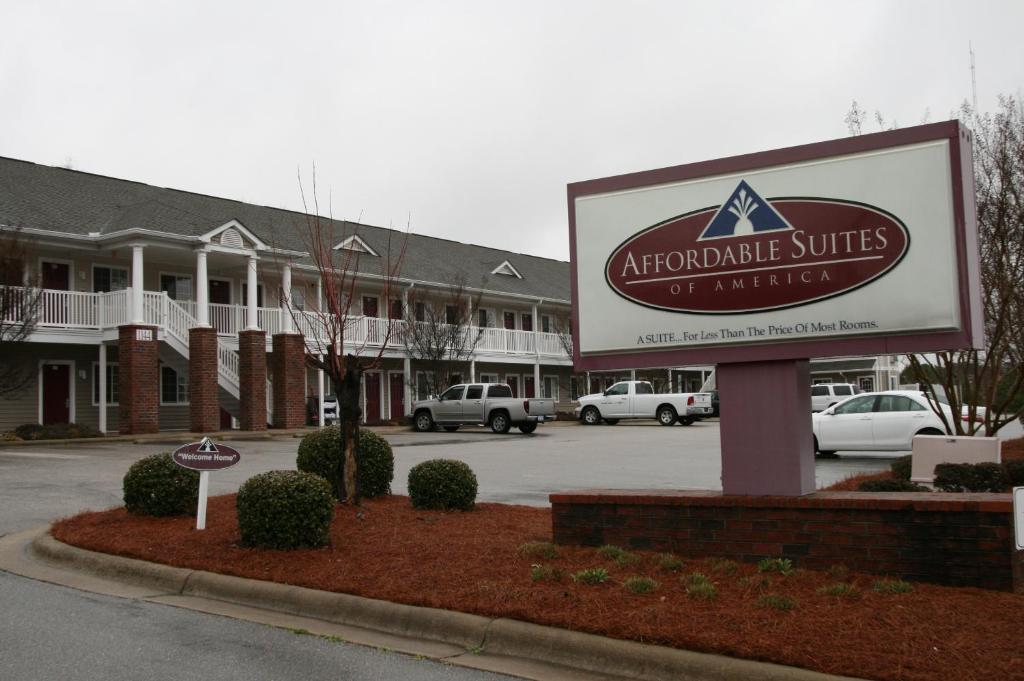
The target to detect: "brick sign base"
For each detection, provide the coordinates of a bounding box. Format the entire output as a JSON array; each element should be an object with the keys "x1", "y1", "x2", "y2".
[{"x1": 550, "y1": 490, "x2": 1021, "y2": 592}]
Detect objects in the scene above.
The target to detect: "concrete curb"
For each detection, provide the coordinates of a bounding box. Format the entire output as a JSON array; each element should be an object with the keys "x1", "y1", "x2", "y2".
[{"x1": 25, "y1": 531, "x2": 862, "y2": 681}]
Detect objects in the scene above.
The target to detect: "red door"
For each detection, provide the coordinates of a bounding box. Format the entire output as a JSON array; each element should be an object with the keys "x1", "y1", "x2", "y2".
[
  {"x1": 505, "y1": 375, "x2": 519, "y2": 398},
  {"x1": 364, "y1": 373, "x2": 382, "y2": 424},
  {"x1": 41, "y1": 262, "x2": 70, "y2": 325},
  {"x1": 210, "y1": 280, "x2": 231, "y2": 304},
  {"x1": 362, "y1": 297, "x2": 379, "y2": 317},
  {"x1": 503, "y1": 312, "x2": 515, "y2": 330},
  {"x1": 524, "y1": 376, "x2": 536, "y2": 398},
  {"x1": 590, "y1": 377, "x2": 601, "y2": 394},
  {"x1": 520, "y1": 314, "x2": 532, "y2": 332},
  {"x1": 389, "y1": 374, "x2": 404, "y2": 421},
  {"x1": 42, "y1": 364, "x2": 70, "y2": 425}
]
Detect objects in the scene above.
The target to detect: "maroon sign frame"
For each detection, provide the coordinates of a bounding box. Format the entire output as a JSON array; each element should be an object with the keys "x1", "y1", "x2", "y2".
[
  {"x1": 172, "y1": 439, "x2": 241, "y2": 471},
  {"x1": 567, "y1": 121, "x2": 982, "y2": 371}
]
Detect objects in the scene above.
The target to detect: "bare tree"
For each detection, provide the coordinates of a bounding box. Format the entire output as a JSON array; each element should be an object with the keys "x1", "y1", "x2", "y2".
[
  {"x1": 897, "y1": 97, "x2": 1024, "y2": 435},
  {"x1": 0, "y1": 228, "x2": 41, "y2": 398},
  {"x1": 402, "y1": 275, "x2": 483, "y2": 397},
  {"x1": 288, "y1": 174, "x2": 407, "y2": 503}
]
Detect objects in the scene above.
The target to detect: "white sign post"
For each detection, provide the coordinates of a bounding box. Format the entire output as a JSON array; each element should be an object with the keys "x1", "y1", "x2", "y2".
[
  {"x1": 171, "y1": 437, "x2": 241, "y2": 531},
  {"x1": 1014, "y1": 487, "x2": 1024, "y2": 552}
]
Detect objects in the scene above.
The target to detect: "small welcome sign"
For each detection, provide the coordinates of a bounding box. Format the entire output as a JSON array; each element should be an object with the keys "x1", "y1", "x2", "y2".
[
  {"x1": 172, "y1": 437, "x2": 240, "y2": 530},
  {"x1": 568, "y1": 121, "x2": 982, "y2": 369}
]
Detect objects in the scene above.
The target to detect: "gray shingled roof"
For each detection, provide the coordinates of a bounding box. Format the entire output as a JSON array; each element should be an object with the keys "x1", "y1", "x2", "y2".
[{"x1": 0, "y1": 156, "x2": 570, "y2": 301}]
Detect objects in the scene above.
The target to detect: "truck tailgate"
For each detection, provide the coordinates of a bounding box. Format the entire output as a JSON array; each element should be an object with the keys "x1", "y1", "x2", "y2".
[
  {"x1": 525, "y1": 399, "x2": 556, "y2": 417},
  {"x1": 690, "y1": 393, "x2": 713, "y2": 409}
]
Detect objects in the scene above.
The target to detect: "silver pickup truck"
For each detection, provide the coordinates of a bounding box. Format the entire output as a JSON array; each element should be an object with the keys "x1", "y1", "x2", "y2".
[{"x1": 411, "y1": 383, "x2": 556, "y2": 434}]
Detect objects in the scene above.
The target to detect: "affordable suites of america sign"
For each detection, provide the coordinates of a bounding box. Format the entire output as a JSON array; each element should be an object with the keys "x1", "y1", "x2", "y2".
[{"x1": 568, "y1": 121, "x2": 982, "y2": 370}]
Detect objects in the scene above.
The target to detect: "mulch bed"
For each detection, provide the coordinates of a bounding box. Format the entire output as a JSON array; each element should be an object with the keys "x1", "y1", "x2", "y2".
[{"x1": 53, "y1": 494, "x2": 1024, "y2": 681}]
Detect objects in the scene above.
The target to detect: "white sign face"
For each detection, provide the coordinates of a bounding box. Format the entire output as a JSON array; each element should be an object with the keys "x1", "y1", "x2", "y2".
[
  {"x1": 136, "y1": 328, "x2": 153, "y2": 341},
  {"x1": 573, "y1": 138, "x2": 963, "y2": 358},
  {"x1": 1015, "y1": 487, "x2": 1024, "y2": 551}
]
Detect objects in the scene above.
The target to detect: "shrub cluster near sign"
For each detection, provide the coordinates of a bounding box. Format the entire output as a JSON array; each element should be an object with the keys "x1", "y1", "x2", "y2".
[
  {"x1": 296, "y1": 426, "x2": 394, "y2": 499},
  {"x1": 123, "y1": 453, "x2": 199, "y2": 517},
  {"x1": 408, "y1": 459, "x2": 478, "y2": 511},
  {"x1": 236, "y1": 471, "x2": 334, "y2": 549}
]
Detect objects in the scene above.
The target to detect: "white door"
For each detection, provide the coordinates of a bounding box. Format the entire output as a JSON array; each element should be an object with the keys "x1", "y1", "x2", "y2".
[
  {"x1": 871, "y1": 394, "x2": 927, "y2": 449},
  {"x1": 602, "y1": 382, "x2": 630, "y2": 417},
  {"x1": 817, "y1": 395, "x2": 878, "y2": 450}
]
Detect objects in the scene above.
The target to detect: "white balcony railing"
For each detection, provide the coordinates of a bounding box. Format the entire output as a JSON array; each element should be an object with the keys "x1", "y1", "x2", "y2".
[{"x1": 12, "y1": 287, "x2": 572, "y2": 360}]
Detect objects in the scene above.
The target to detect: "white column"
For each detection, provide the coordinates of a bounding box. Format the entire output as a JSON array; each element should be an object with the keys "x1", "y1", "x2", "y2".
[
  {"x1": 668, "y1": 368, "x2": 673, "y2": 390},
  {"x1": 245, "y1": 254, "x2": 259, "y2": 330},
  {"x1": 281, "y1": 264, "x2": 294, "y2": 334},
  {"x1": 131, "y1": 245, "x2": 145, "y2": 323},
  {"x1": 315, "y1": 278, "x2": 323, "y2": 311},
  {"x1": 630, "y1": 369, "x2": 636, "y2": 381},
  {"x1": 533, "y1": 361, "x2": 541, "y2": 397},
  {"x1": 470, "y1": 359, "x2": 476, "y2": 383},
  {"x1": 403, "y1": 356, "x2": 412, "y2": 416},
  {"x1": 98, "y1": 344, "x2": 107, "y2": 434},
  {"x1": 195, "y1": 249, "x2": 210, "y2": 327},
  {"x1": 318, "y1": 355, "x2": 326, "y2": 428}
]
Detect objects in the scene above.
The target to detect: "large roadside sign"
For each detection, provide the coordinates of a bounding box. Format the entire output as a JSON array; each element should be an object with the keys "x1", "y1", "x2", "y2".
[{"x1": 568, "y1": 121, "x2": 981, "y2": 371}]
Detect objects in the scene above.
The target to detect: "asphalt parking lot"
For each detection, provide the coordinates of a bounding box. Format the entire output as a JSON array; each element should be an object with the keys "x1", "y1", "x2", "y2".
[{"x1": 0, "y1": 418, "x2": 951, "y2": 534}]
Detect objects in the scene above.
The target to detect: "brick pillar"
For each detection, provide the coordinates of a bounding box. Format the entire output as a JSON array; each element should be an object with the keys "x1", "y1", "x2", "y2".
[
  {"x1": 238, "y1": 329, "x2": 267, "y2": 431},
  {"x1": 272, "y1": 333, "x2": 307, "y2": 429},
  {"x1": 189, "y1": 327, "x2": 220, "y2": 433},
  {"x1": 118, "y1": 325, "x2": 159, "y2": 434}
]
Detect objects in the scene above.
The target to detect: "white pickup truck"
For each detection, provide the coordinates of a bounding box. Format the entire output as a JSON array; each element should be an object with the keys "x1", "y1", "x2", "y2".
[
  {"x1": 411, "y1": 383, "x2": 556, "y2": 434},
  {"x1": 573, "y1": 380, "x2": 713, "y2": 426}
]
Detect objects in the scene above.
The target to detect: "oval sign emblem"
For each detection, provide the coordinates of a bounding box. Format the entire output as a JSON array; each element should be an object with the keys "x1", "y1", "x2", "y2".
[
  {"x1": 605, "y1": 181, "x2": 909, "y2": 314},
  {"x1": 172, "y1": 437, "x2": 241, "y2": 471}
]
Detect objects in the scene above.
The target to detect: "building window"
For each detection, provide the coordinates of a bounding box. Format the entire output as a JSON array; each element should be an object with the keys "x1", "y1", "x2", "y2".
[
  {"x1": 541, "y1": 314, "x2": 552, "y2": 333},
  {"x1": 160, "y1": 365, "x2": 189, "y2": 404},
  {"x1": 478, "y1": 309, "x2": 489, "y2": 328},
  {"x1": 859, "y1": 377, "x2": 875, "y2": 392},
  {"x1": 570, "y1": 376, "x2": 583, "y2": 401},
  {"x1": 93, "y1": 266, "x2": 129, "y2": 293},
  {"x1": 445, "y1": 304, "x2": 459, "y2": 325},
  {"x1": 160, "y1": 274, "x2": 194, "y2": 302},
  {"x1": 542, "y1": 376, "x2": 559, "y2": 401},
  {"x1": 92, "y1": 363, "x2": 119, "y2": 405},
  {"x1": 414, "y1": 302, "x2": 426, "y2": 322},
  {"x1": 479, "y1": 373, "x2": 498, "y2": 384},
  {"x1": 291, "y1": 287, "x2": 306, "y2": 311}
]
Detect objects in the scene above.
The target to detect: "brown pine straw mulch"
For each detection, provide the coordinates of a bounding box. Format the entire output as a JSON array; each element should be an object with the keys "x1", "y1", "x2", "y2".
[{"x1": 54, "y1": 492, "x2": 1024, "y2": 681}]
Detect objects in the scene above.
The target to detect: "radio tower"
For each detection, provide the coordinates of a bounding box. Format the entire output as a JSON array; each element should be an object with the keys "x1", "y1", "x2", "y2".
[{"x1": 969, "y1": 42, "x2": 978, "y2": 111}]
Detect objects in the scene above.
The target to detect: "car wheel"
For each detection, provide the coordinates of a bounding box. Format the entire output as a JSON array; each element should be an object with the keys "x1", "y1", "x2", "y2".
[
  {"x1": 603, "y1": 419, "x2": 619, "y2": 425},
  {"x1": 413, "y1": 411, "x2": 434, "y2": 432},
  {"x1": 442, "y1": 425, "x2": 459, "y2": 432},
  {"x1": 678, "y1": 416, "x2": 695, "y2": 426},
  {"x1": 916, "y1": 427, "x2": 944, "y2": 437},
  {"x1": 814, "y1": 435, "x2": 838, "y2": 458},
  {"x1": 489, "y1": 411, "x2": 511, "y2": 434},
  {"x1": 657, "y1": 406, "x2": 677, "y2": 426},
  {"x1": 518, "y1": 422, "x2": 538, "y2": 434},
  {"x1": 581, "y1": 407, "x2": 601, "y2": 426}
]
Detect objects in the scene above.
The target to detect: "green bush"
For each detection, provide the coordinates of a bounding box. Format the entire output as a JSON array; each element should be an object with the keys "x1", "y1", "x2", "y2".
[
  {"x1": 407, "y1": 459, "x2": 478, "y2": 511},
  {"x1": 296, "y1": 427, "x2": 394, "y2": 499},
  {"x1": 858, "y1": 478, "x2": 929, "y2": 492},
  {"x1": 16, "y1": 422, "x2": 101, "y2": 440},
  {"x1": 236, "y1": 470, "x2": 334, "y2": 550},
  {"x1": 571, "y1": 567, "x2": 609, "y2": 585},
  {"x1": 123, "y1": 453, "x2": 199, "y2": 517},
  {"x1": 1003, "y1": 459, "x2": 1024, "y2": 487},
  {"x1": 933, "y1": 462, "x2": 1007, "y2": 493},
  {"x1": 890, "y1": 455, "x2": 912, "y2": 480}
]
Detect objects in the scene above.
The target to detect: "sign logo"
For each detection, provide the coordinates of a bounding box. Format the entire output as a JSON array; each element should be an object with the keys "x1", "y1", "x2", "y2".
[
  {"x1": 605, "y1": 181, "x2": 910, "y2": 314},
  {"x1": 172, "y1": 437, "x2": 241, "y2": 471}
]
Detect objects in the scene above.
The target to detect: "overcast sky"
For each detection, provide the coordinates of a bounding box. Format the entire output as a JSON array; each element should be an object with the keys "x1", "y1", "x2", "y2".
[{"x1": 2, "y1": 1, "x2": 1022, "y2": 262}]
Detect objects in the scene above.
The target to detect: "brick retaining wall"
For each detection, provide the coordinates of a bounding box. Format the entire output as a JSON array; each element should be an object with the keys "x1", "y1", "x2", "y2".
[{"x1": 550, "y1": 490, "x2": 1020, "y2": 591}]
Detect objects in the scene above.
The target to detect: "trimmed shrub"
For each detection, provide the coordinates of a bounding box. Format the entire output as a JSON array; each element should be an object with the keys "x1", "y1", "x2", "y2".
[
  {"x1": 14, "y1": 423, "x2": 43, "y2": 440},
  {"x1": 933, "y1": 462, "x2": 1007, "y2": 493},
  {"x1": 236, "y1": 470, "x2": 334, "y2": 550},
  {"x1": 407, "y1": 459, "x2": 477, "y2": 511},
  {"x1": 890, "y1": 455, "x2": 912, "y2": 481},
  {"x1": 858, "y1": 478, "x2": 928, "y2": 492},
  {"x1": 1003, "y1": 459, "x2": 1024, "y2": 487},
  {"x1": 123, "y1": 453, "x2": 199, "y2": 517},
  {"x1": 296, "y1": 427, "x2": 394, "y2": 499}
]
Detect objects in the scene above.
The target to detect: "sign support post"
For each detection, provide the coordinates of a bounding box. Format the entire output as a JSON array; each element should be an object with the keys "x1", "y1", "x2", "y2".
[{"x1": 196, "y1": 470, "x2": 210, "y2": 530}]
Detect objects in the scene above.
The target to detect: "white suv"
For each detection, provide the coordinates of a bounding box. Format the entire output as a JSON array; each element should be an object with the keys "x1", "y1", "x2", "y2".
[{"x1": 810, "y1": 383, "x2": 859, "y2": 412}]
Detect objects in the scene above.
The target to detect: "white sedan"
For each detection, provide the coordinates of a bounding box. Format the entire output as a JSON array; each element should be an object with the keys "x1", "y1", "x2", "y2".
[{"x1": 811, "y1": 390, "x2": 953, "y2": 456}]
